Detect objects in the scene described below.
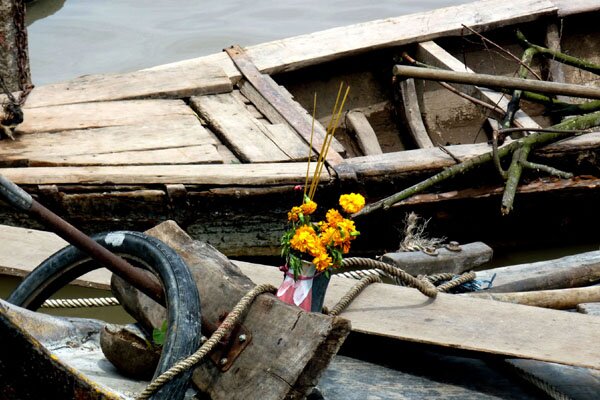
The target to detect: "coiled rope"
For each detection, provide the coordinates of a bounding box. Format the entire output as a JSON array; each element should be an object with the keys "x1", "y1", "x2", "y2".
[
  {"x1": 136, "y1": 283, "x2": 276, "y2": 400},
  {"x1": 340, "y1": 257, "x2": 439, "y2": 297},
  {"x1": 327, "y1": 257, "x2": 477, "y2": 316}
]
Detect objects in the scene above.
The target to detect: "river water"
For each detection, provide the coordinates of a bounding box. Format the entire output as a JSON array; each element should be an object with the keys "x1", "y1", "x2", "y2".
[{"x1": 26, "y1": 0, "x2": 469, "y2": 85}]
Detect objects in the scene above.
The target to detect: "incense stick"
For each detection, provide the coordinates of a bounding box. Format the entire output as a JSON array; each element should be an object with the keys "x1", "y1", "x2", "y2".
[
  {"x1": 303, "y1": 93, "x2": 317, "y2": 199},
  {"x1": 308, "y1": 83, "x2": 350, "y2": 200}
]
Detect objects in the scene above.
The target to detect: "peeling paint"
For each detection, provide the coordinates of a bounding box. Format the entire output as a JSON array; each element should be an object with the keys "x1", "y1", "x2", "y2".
[{"x1": 105, "y1": 232, "x2": 125, "y2": 247}]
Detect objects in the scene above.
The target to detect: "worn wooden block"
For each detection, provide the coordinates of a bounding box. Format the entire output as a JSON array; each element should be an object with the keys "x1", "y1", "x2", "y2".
[
  {"x1": 112, "y1": 221, "x2": 350, "y2": 400},
  {"x1": 381, "y1": 242, "x2": 493, "y2": 276}
]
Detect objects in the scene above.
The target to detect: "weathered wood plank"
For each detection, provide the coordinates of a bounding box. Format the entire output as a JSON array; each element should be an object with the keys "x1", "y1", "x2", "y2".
[
  {"x1": 263, "y1": 124, "x2": 311, "y2": 161},
  {"x1": 415, "y1": 41, "x2": 541, "y2": 129},
  {"x1": 17, "y1": 99, "x2": 198, "y2": 135},
  {"x1": 0, "y1": 162, "x2": 330, "y2": 185},
  {"x1": 345, "y1": 111, "x2": 383, "y2": 155},
  {"x1": 23, "y1": 62, "x2": 233, "y2": 108},
  {"x1": 225, "y1": 46, "x2": 344, "y2": 166},
  {"x1": 191, "y1": 93, "x2": 295, "y2": 162},
  {"x1": 2, "y1": 224, "x2": 600, "y2": 369},
  {"x1": 1, "y1": 122, "x2": 221, "y2": 167},
  {"x1": 397, "y1": 79, "x2": 434, "y2": 148},
  {"x1": 237, "y1": 80, "x2": 345, "y2": 155}
]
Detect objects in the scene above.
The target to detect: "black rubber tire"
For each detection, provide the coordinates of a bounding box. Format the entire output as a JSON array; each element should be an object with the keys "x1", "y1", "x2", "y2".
[{"x1": 7, "y1": 231, "x2": 201, "y2": 400}]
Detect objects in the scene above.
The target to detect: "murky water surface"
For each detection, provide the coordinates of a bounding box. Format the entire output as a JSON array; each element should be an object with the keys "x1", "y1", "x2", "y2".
[{"x1": 26, "y1": 0, "x2": 468, "y2": 85}]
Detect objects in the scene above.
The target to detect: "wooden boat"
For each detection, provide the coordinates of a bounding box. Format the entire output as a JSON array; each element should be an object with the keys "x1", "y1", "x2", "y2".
[{"x1": 2, "y1": 0, "x2": 600, "y2": 259}]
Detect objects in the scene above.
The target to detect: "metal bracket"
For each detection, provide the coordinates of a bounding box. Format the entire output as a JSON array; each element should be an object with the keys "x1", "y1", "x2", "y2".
[{"x1": 204, "y1": 313, "x2": 252, "y2": 372}]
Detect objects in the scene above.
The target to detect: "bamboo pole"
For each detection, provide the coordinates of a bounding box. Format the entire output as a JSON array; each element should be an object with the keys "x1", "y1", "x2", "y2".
[{"x1": 392, "y1": 65, "x2": 600, "y2": 100}]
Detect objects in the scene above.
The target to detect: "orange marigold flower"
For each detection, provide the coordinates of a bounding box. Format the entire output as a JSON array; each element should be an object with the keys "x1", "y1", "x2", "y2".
[
  {"x1": 312, "y1": 252, "x2": 332, "y2": 272},
  {"x1": 325, "y1": 209, "x2": 343, "y2": 226},
  {"x1": 339, "y1": 193, "x2": 365, "y2": 214},
  {"x1": 290, "y1": 225, "x2": 318, "y2": 253},
  {"x1": 338, "y1": 218, "x2": 358, "y2": 238},
  {"x1": 287, "y1": 206, "x2": 302, "y2": 222},
  {"x1": 300, "y1": 200, "x2": 317, "y2": 215}
]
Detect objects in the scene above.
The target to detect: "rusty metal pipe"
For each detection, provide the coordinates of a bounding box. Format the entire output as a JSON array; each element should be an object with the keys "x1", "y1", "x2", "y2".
[{"x1": 0, "y1": 174, "x2": 165, "y2": 305}]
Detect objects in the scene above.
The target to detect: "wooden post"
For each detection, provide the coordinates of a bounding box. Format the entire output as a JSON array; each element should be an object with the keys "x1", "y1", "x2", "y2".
[{"x1": 0, "y1": 0, "x2": 30, "y2": 93}]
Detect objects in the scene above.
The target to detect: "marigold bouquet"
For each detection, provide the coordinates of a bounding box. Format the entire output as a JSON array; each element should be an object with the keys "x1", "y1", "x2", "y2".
[{"x1": 281, "y1": 192, "x2": 365, "y2": 277}]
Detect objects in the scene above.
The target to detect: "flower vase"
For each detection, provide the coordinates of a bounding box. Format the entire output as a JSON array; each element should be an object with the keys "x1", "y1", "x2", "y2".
[{"x1": 276, "y1": 260, "x2": 330, "y2": 312}]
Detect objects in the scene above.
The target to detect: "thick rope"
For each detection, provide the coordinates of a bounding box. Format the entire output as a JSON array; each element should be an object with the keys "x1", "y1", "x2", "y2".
[
  {"x1": 341, "y1": 257, "x2": 438, "y2": 298},
  {"x1": 425, "y1": 273, "x2": 456, "y2": 284},
  {"x1": 328, "y1": 275, "x2": 382, "y2": 316},
  {"x1": 41, "y1": 297, "x2": 120, "y2": 309},
  {"x1": 435, "y1": 272, "x2": 477, "y2": 293},
  {"x1": 136, "y1": 283, "x2": 276, "y2": 400},
  {"x1": 334, "y1": 268, "x2": 386, "y2": 280}
]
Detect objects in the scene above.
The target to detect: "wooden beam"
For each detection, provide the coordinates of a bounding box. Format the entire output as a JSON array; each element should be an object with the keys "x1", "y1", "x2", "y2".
[
  {"x1": 415, "y1": 41, "x2": 541, "y2": 129},
  {"x1": 397, "y1": 78, "x2": 435, "y2": 148},
  {"x1": 0, "y1": 0, "x2": 29, "y2": 93},
  {"x1": 0, "y1": 162, "x2": 330, "y2": 186},
  {"x1": 345, "y1": 111, "x2": 383, "y2": 155}
]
